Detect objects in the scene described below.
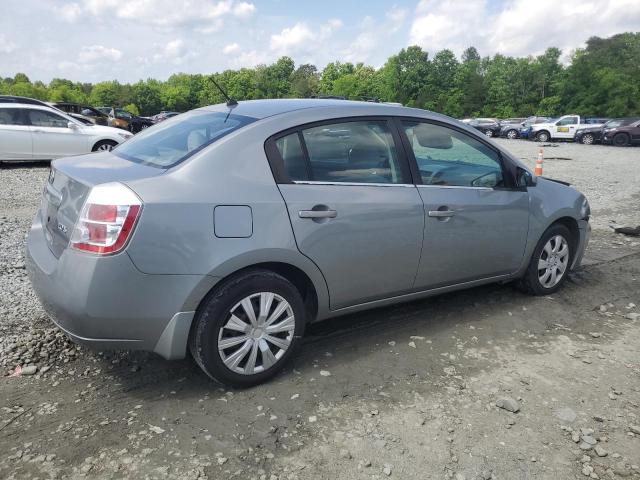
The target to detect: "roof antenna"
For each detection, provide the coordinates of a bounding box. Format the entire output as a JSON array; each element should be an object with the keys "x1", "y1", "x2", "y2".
[{"x1": 210, "y1": 77, "x2": 237, "y2": 107}]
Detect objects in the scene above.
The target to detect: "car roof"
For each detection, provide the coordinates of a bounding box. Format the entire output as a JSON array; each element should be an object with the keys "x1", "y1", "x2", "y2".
[{"x1": 198, "y1": 98, "x2": 408, "y2": 120}]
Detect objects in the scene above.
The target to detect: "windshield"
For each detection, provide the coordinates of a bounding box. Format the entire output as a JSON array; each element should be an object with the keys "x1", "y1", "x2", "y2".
[{"x1": 113, "y1": 110, "x2": 256, "y2": 168}]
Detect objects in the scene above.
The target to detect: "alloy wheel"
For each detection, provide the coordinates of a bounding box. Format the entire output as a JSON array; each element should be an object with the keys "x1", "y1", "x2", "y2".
[
  {"x1": 97, "y1": 143, "x2": 114, "y2": 151},
  {"x1": 582, "y1": 134, "x2": 594, "y2": 145},
  {"x1": 537, "y1": 235, "x2": 569, "y2": 288},
  {"x1": 484, "y1": 130, "x2": 493, "y2": 137},
  {"x1": 218, "y1": 292, "x2": 295, "y2": 375},
  {"x1": 537, "y1": 132, "x2": 549, "y2": 142},
  {"x1": 507, "y1": 130, "x2": 517, "y2": 139}
]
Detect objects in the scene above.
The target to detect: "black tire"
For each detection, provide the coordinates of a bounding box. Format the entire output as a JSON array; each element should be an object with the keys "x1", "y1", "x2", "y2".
[
  {"x1": 612, "y1": 133, "x2": 630, "y2": 147},
  {"x1": 518, "y1": 224, "x2": 574, "y2": 295},
  {"x1": 581, "y1": 133, "x2": 594, "y2": 145},
  {"x1": 535, "y1": 131, "x2": 550, "y2": 142},
  {"x1": 92, "y1": 140, "x2": 118, "y2": 152},
  {"x1": 189, "y1": 269, "x2": 306, "y2": 387},
  {"x1": 506, "y1": 129, "x2": 518, "y2": 139}
]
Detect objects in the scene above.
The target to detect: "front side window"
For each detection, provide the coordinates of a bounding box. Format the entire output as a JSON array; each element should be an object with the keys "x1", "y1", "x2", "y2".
[
  {"x1": 557, "y1": 116, "x2": 578, "y2": 126},
  {"x1": 27, "y1": 109, "x2": 69, "y2": 128},
  {"x1": 114, "y1": 110, "x2": 256, "y2": 168},
  {"x1": 402, "y1": 121, "x2": 504, "y2": 188},
  {"x1": 276, "y1": 120, "x2": 404, "y2": 184},
  {"x1": 0, "y1": 108, "x2": 25, "y2": 126}
]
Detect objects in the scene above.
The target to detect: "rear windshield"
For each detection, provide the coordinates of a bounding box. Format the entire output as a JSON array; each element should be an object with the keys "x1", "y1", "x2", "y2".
[{"x1": 114, "y1": 110, "x2": 256, "y2": 168}]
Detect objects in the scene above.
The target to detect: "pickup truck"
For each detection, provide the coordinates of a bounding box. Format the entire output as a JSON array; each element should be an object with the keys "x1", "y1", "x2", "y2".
[{"x1": 529, "y1": 115, "x2": 606, "y2": 142}]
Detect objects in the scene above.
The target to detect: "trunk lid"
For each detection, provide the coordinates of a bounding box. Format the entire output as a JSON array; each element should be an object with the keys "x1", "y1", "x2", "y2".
[{"x1": 41, "y1": 151, "x2": 163, "y2": 258}]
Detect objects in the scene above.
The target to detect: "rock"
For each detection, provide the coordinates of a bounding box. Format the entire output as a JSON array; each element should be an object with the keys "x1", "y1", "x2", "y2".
[
  {"x1": 582, "y1": 464, "x2": 594, "y2": 476},
  {"x1": 308, "y1": 416, "x2": 317, "y2": 423},
  {"x1": 148, "y1": 425, "x2": 165, "y2": 434},
  {"x1": 217, "y1": 457, "x2": 227, "y2": 465},
  {"x1": 579, "y1": 442, "x2": 593, "y2": 451},
  {"x1": 581, "y1": 428, "x2": 595, "y2": 436},
  {"x1": 572, "y1": 432, "x2": 581, "y2": 443},
  {"x1": 383, "y1": 464, "x2": 393, "y2": 476},
  {"x1": 408, "y1": 341, "x2": 416, "y2": 348},
  {"x1": 339, "y1": 449, "x2": 351, "y2": 460},
  {"x1": 319, "y1": 370, "x2": 331, "y2": 377},
  {"x1": 554, "y1": 407, "x2": 577, "y2": 422},
  {"x1": 581, "y1": 435, "x2": 597, "y2": 445},
  {"x1": 593, "y1": 415, "x2": 605, "y2": 423},
  {"x1": 589, "y1": 332, "x2": 601, "y2": 338},
  {"x1": 21, "y1": 365, "x2": 37, "y2": 375},
  {"x1": 629, "y1": 425, "x2": 640, "y2": 435},
  {"x1": 625, "y1": 312, "x2": 640, "y2": 321},
  {"x1": 495, "y1": 397, "x2": 520, "y2": 413},
  {"x1": 594, "y1": 445, "x2": 608, "y2": 457}
]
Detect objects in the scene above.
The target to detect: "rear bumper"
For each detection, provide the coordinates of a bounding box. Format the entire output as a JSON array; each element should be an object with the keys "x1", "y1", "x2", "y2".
[{"x1": 26, "y1": 212, "x2": 215, "y2": 359}]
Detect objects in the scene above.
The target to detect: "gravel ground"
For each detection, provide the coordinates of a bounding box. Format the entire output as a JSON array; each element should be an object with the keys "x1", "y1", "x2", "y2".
[{"x1": 0, "y1": 141, "x2": 639, "y2": 480}]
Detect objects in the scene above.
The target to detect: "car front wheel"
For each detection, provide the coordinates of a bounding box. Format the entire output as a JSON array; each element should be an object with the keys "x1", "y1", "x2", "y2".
[
  {"x1": 484, "y1": 129, "x2": 493, "y2": 137},
  {"x1": 535, "y1": 131, "x2": 550, "y2": 142},
  {"x1": 613, "y1": 133, "x2": 630, "y2": 147},
  {"x1": 92, "y1": 140, "x2": 118, "y2": 152},
  {"x1": 581, "y1": 134, "x2": 594, "y2": 145},
  {"x1": 506, "y1": 129, "x2": 518, "y2": 139},
  {"x1": 518, "y1": 224, "x2": 573, "y2": 295},
  {"x1": 189, "y1": 269, "x2": 306, "y2": 387}
]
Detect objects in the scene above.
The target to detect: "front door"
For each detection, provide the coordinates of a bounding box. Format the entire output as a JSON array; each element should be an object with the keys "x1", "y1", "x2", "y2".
[
  {"x1": 0, "y1": 107, "x2": 32, "y2": 160},
  {"x1": 269, "y1": 119, "x2": 424, "y2": 310},
  {"x1": 26, "y1": 109, "x2": 88, "y2": 159},
  {"x1": 398, "y1": 119, "x2": 529, "y2": 289},
  {"x1": 554, "y1": 116, "x2": 579, "y2": 139}
]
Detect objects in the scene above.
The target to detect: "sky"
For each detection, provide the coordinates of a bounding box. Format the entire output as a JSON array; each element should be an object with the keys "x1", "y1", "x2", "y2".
[{"x1": 1, "y1": 0, "x2": 639, "y2": 84}]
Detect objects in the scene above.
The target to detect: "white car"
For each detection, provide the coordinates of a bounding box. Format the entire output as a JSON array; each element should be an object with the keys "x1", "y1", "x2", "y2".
[{"x1": 0, "y1": 103, "x2": 133, "y2": 161}]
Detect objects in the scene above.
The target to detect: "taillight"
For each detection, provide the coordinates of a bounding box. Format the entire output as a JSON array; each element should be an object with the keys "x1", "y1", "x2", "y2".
[{"x1": 70, "y1": 182, "x2": 142, "y2": 255}]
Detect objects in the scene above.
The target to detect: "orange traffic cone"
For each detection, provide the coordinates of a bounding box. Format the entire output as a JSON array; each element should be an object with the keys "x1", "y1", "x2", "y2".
[{"x1": 534, "y1": 148, "x2": 544, "y2": 176}]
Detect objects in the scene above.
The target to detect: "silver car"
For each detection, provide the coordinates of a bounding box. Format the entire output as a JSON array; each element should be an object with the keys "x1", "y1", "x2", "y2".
[{"x1": 26, "y1": 99, "x2": 590, "y2": 387}]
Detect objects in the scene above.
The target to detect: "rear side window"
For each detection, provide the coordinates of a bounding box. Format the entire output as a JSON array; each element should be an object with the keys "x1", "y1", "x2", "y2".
[
  {"x1": 27, "y1": 109, "x2": 69, "y2": 128},
  {"x1": 0, "y1": 108, "x2": 25, "y2": 126},
  {"x1": 275, "y1": 120, "x2": 405, "y2": 184},
  {"x1": 402, "y1": 121, "x2": 504, "y2": 188},
  {"x1": 114, "y1": 111, "x2": 256, "y2": 168}
]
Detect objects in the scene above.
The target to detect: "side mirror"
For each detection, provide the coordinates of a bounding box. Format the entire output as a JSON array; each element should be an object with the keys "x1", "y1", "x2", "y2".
[
  {"x1": 516, "y1": 168, "x2": 536, "y2": 187},
  {"x1": 68, "y1": 121, "x2": 79, "y2": 130}
]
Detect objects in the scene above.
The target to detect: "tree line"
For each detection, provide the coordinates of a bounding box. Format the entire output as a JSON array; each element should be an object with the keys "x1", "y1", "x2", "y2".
[{"x1": 1, "y1": 32, "x2": 638, "y2": 119}]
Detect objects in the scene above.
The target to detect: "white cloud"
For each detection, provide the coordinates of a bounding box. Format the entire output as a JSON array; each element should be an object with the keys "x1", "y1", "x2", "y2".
[
  {"x1": 223, "y1": 42, "x2": 241, "y2": 54},
  {"x1": 0, "y1": 35, "x2": 17, "y2": 54},
  {"x1": 61, "y1": 0, "x2": 256, "y2": 28},
  {"x1": 78, "y1": 45, "x2": 122, "y2": 63},
  {"x1": 270, "y1": 19, "x2": 342, "y2": 56},
  {"x1": 151, "y1": 39, "x2": 191, "y2": 64},
  {"x1": 409, "y1": 0, "x2": 640, "y2": 58}
]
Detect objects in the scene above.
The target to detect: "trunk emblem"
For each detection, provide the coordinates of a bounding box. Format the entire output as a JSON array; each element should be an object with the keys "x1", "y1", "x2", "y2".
[
  {"x1": 48, "y1": 169, "x2": 55, "y2": 184},
  {"x1": 57, "y1": 222, "x2": 68, "y2": 234}
]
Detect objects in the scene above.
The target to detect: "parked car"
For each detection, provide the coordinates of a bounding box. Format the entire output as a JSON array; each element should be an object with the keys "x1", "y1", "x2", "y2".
[
  {"x1": 0, "y1": 102, "x2": 133, "y2": 161},
  {"x1": 499, "y1": 118, "x2": 526, "y2": 126},
  {"x1": 51, "y1": 102, "x2": 109, "y2": 126},
  {"x1": 26, "y1": 99, "x2": 590, "y2": 387},
  {"x1": 467, "y1": 118, "x2": 501, "y2": 137},
  {"x1": 574, "y1": 118, "x2": 634, "y2": 145},
  {"x1": 529, "y1": 115, "x2": 607, "y2": 142},
  {"x1": 0, "y1": 95, "x2": 53, "y2": 108},
  {"x1": 96, "y1": 107, "x2": 154, "y2": 133},
  {"x1": 601, "y1": 117, "x2": 640, "y2": 146},
  {"x1": 500, "y1": 116, "x2": 549, "y2": 139},
  {"x1": 152, "y1": 111, "x2": 180, "y2": 123}
]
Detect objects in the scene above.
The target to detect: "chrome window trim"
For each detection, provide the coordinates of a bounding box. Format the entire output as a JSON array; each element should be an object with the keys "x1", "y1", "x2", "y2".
[
  {"x1": 291, "y1": 180, "x2": 416, "y2": 188},
  {"x1": 416, "y1": 184, "x2": 493, "y2": 191}
]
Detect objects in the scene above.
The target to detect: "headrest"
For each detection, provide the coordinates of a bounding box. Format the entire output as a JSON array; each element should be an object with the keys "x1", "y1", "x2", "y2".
[
  {"x1": 414, "y1": 124, "x2": 452, "y2": 149},
  {"x1": 187, "y1": 130, "x2": 207, "y2": 151}
]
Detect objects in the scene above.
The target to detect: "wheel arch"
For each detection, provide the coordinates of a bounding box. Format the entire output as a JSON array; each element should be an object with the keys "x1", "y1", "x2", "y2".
[
  {"x1": 535, "y1": 129, "x2": 551, "y2": 141},
  {"x1": 549, "y1": 216, "x2": 580, "y2": 254}
]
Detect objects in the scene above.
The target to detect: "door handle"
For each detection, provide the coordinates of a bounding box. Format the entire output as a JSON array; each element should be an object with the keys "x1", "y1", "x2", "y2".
[
  {"x1": 299, "y1": 209, "x2": 337, "y2": 219},
  {"x1": 428, "y1": 210, "x2": 455, "y2": 218}
]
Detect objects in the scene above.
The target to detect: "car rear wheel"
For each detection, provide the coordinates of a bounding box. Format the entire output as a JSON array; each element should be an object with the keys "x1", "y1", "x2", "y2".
[
  {"x1": 189, "y1": 269, "x2": 306, "y2": 387},
  {"x1": 92, "y1": 140, "x2": 118, "y2": 152},
  {"x1": 581, "y1": 134, "x2": 594, "y2": 145},
  {"x1": 535, "y1": 131, "x2": 550, "y2": 142},
  {"x1": 612, "y1": 133, "x2": 630, "y2": 147},
  {"x1": 506, "y1": 129, "x2": 518, "y2": 139},
  {"x1": 518, "y1": 224, "x2": 573, "y2": 295},
  {"x1": 484, "y1": 129, "x2": 493, "y2": 137}
]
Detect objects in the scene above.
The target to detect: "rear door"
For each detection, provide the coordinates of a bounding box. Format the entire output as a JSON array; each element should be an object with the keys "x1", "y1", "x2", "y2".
[
  {"x1": 0, "y1": 107, "x2": 33, "y2": 160},
  {"x1": 266, "y1": 118, "x2": 424, "y2": 310},
  {"x1": 397, "y1": 119, "x2": 529, "y2": 289},
  {"x1": 555, "y1": 116, "x2": 579, "y2": 139},
  {"x1": 26, "y1": 108, "x2": 88, "y2": 159}
]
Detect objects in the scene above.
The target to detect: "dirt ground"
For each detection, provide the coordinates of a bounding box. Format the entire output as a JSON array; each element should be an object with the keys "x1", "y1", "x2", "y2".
[{"x1": 1, "y1": 139, "x2": 639, "y2": 480}]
